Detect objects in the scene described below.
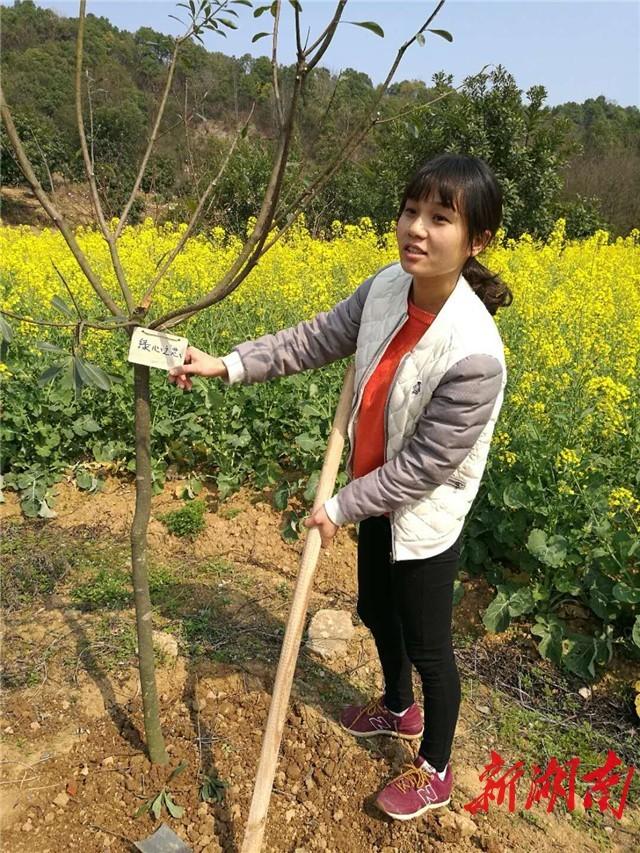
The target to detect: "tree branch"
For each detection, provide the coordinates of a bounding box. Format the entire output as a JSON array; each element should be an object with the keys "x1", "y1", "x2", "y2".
[
  {"x1": 149, "y1": 65, "x2": 306, "y2": 331},
  {"x1": 75, "y1": 0, "x2": 135, "y2": 314},
  {"x1": 304, "y1": 1, "x2": 348, "y2": 71},
  {"x1": 148, "y1": 0, "x2": 450, "y2": 331},
  {"x1": 271, "y1": 0, "x2": 284, "y2": 130},
  {"x1": 115, "y1": 32, "x2": 189, "y2": 238},
  {"x1": 272, "y1": 2, "x2": 452, "y2": 232},
  {"x1": 0, "y1": 85, "x2": 122, "y2": 318},
  {"x1": 137, "y1": 104, "x2": 255, "y2": 312},
  {"x1": 0, "y1": 308, "x2": 134, "y2": 332}
]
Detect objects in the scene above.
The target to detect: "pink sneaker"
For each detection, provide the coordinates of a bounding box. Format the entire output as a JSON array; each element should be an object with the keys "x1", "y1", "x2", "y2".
[
  {"x1": 375, "y1": 755, "x2": 453, "y2": 820},
  {"x1": 340, "y1": 696, "x2": 423, "y2": 740}
]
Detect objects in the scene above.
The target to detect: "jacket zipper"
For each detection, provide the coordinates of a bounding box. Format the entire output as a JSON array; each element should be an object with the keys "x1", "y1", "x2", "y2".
[{"x1": 383, "y1": 352, "x2": 411, "y2": 564}]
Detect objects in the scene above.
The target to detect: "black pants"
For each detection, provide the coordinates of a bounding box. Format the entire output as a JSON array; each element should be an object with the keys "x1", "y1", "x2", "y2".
[{"x1": 356, "y1": 515, "x2": 461, "y2": 772}]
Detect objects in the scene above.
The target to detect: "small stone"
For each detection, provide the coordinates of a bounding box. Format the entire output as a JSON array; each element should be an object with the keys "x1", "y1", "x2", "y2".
[
  {"x1": 30, "y1": 721, "x2": 41, "y2": 731},
  {"x1": 450, "y1": 811, "x2": 478, "y2": 838},
  {"x1": 197, "y1": 803, "x2": 209, "y2": 817},
  {"x1": 52, "y1": 792, "x2": 69, "y2": 808},
  {"x1": 333, "y1": 809, "x2": 343, "y2": 822},
  {"x1": 230, "y1": 804, "x2": 241, "y2": 820},
  {"x1": 61, "y1": 701, "x2": 71, "y2": 711},
  {"x1": 285, "y1": 808, "x2": 297, "y2": 823},
  {"x1": 66, "y1": 780, "x2": 78, "y2": 797},
  {"x1": 80, "y1": 765, "x2": 89, "y2": 776},
  {"x1": 192, "y1": 698, "x2": 206, "y2": 712},
  {"x1": 3, "y1": 726, "x2": 14, "y2": 734},
  {"x1": 22, "y1": 820, "x2": 34, "y2": 832},
  {"x1": 152, "y1": 630, "x2": 179, "y2": 659},
  {"x1": 306, "y1": 610, "x2": 354, "y2": 659},
  {"x1": 578, "y1": 686, "x2": 592, "y2": 700},
  {"x1": 101, "y1": 756, "x2": 114, "y2": 767},
  {"x1": 286, "y1": 763, "x2": 302, "y2": 781},
  {"x1": 475, "y1": 704, "x2": 491, "y2": 715},
  {"x1": 604, "y1": 826, "x2": 614, "y2": 835},
  {"x1": 44, "y1": 813, "x2": 55, "y2": 825}
]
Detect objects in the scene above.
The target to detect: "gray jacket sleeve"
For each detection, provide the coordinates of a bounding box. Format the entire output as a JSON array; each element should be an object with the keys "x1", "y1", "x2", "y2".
[
  {"x1": 330, "y1": 354, "x2": 504, "y2": 524},
  {"x1": 230, "y1": 275, "x2": 375, "y2": 384}
]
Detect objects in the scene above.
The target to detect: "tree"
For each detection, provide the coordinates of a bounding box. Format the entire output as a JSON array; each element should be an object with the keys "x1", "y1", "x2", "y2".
[{"x1": 0, "y1": 0, "x2": 455, "y2": 766}]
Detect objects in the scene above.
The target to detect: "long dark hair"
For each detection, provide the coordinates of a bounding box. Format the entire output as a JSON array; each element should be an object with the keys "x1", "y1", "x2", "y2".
[{"x1": 398, "y1": 154, "x2": 513, "y2": 315}]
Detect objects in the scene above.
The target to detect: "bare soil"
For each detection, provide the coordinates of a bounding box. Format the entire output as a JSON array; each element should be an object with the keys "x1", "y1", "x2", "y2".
[{"x1": 1, "y1": 476, "x2": 638, "y2": 853}]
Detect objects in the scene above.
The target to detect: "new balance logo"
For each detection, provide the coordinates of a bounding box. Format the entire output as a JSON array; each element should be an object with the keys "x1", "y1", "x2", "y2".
[
  {"x1": 369, "y1": 716, "x2": 391, "y2": 731},
  {"x1": 416, "y1": 783, "x2": 438, "y2": 805},
  {"x1": 412, "y1": 381, "x2": 422, "y2": 395}
]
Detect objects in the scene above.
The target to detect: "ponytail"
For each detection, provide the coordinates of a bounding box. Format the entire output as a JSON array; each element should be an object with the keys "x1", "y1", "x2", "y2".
[{"x1": 462, "y1": 256, "x2": 513, "y2": 316}]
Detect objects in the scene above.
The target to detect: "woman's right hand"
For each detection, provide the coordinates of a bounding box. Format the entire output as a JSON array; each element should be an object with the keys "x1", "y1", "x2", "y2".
[{"x1": 167, "y1": 346, "x2": 228, "y2": 391}]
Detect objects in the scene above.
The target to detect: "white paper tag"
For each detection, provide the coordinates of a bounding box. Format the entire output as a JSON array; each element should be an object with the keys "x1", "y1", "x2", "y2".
[{"x1": 127, "y1": 327, "x2": 188, "y2": 371}]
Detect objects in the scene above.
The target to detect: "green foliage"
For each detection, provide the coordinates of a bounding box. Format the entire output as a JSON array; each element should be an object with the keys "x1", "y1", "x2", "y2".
[
  {"x1": 465, "y1": 445, "x2": 640, "y2": 680},
  {"x1": 71, "y1": 566, "x2": 131, "y2": 610},
  {"x1": 0, "y1": 520, "x2": 69, "y2": 609},
  {"x1": 135, "y1": 760, "x2": 188, "y2": 820},
  {"x1": 200, "y1": 773, "x2": 228, "y2": 803},
  {"x1": 3, "y1": 2, "x2": 636, "y2": 236},
  {"x1": 158, "y1": 498, "x2": 207, "y2": 538}
]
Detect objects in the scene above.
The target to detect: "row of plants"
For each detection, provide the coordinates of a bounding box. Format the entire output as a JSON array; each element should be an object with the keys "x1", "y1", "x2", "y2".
[{"x1": 1, "y1": 217, "x2": 638, "y2": 680}]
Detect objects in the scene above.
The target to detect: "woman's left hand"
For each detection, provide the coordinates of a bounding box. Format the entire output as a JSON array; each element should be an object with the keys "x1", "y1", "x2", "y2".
[{"x1": 303, "y1": 505, "x2": 339, "y2": 548}]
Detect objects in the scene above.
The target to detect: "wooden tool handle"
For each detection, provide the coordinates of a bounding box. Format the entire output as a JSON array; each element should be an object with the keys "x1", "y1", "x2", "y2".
[{"x1": 241, "y1": 361, "x2": 355, "y2": 853}]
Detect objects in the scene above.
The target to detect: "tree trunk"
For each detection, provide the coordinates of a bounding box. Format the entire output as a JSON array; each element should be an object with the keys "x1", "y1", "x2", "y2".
[{"x1": 131, "y1": 363, "x2": 169, "y2": 765}]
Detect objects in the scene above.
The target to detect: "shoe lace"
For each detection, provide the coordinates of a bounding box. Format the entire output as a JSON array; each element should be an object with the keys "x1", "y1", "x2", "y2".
[
  {"x1": 392, "y1": 763, "x2": 433, "y2": 793},
  {"x1": 350, "y1": 696, "x2": 386, "y2": 728}
]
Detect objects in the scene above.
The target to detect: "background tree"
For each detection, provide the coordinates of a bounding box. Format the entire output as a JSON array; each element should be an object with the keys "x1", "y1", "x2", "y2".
[{"x1": 0, "y1": 0, "x2": 455, "y2": 764}]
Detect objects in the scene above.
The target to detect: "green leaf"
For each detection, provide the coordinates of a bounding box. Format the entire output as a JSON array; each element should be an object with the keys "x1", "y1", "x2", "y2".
[
  {"x1": 346, "y1": 20, "x2": 384, "y2": 38},
  {"x1": 288, "y1": 0, "x2": 302, "y2": 10},
  {"x1": 632, "y1": 615, "x2": 640, "y2": 648},
  {"x1": 503, "y1": 482, "x2": 528, "y2": 509},
  {"x1": 37, "y1": 364, "x2": 64, "y2": 386},
  {"x1": 526, "y1": 528, "x2": 547, "y2": 558},
  {"x1": 482, "y1": 591, "x2": 511, "y2": 633},
  {"x1": 562, "y1": 633, "x2": 597, "y2": 680},
  {"x1": 295, "y1": 432, "x2": 320, "y2": 452},
  {"x1": 531, "y1": 619, "x2": 563, "y2": 666},
  {"x1": 303, "y1": 470, "x2": 320, "y2": 504},
  {"x1": 167, "y1": 759, "x2": 189, "y2": 783},
  {"x1": 219, "y1": 17, "x2": 238, "y2": 28},
  {"x1": 0, "y1": 314, "x2": 14, "y2": 342},
  {"x1": 36, "y1": 340, "x2": 66, "y2": 354},
  {"x1": 151, "y1": 792, "x2": 163, "y2": 821},
  {"x1": 38, "y1": 498, "x2": 57, "y2": 519},
  {"x1": 76, "y1": 469, "x2": 93, "y2": 490},
  {"x1": 612, "y1": 582, "x2": 640, "y2": 604},
  {"x1": 233, "y1": 0, "x2": 253, "y2": 6},
  {"x1": 453, "y1": 578, "x2": 464, "y2": 606},
  {"x1": 51, "y1": 295, "x2": 75, "y2": 318},
  {"x1": 427, "y1": 28, "x2": 453, "y2": 42},
  {"x1": 22, "y1": 496, "x2": 40, "y2": 518},
  {"x1": 164, "y1": 792, "x2": 184, "y2": 819},
  {"x1": 134, "y1": 799, "x2": 152, "y2": 817},
  {"x1": 252, "y1": 30, "x2": 270, "y2": 41},
  {"x1": 253, "y1": 4, "x2": 270, "y2": 15},
  {"x1": 507, "y1": 587, "x2": 535, "y2": 617},
  {"x1": 74, "y1": 358, "x2": 112, "y2": 391},
  {"x1": 273, "y1": 481, "x2": 289, "y2": 511}
]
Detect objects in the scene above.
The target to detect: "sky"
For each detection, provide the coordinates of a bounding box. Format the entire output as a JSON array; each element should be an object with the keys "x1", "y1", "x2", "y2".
[{"x1": 4, "y1": 1, "x2": 640, "y2": 107}]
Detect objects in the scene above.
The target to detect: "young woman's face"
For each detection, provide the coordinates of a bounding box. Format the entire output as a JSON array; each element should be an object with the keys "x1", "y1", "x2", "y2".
[{"x1": 396, "y1": 193, "x2": 487, "y2": 284}]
